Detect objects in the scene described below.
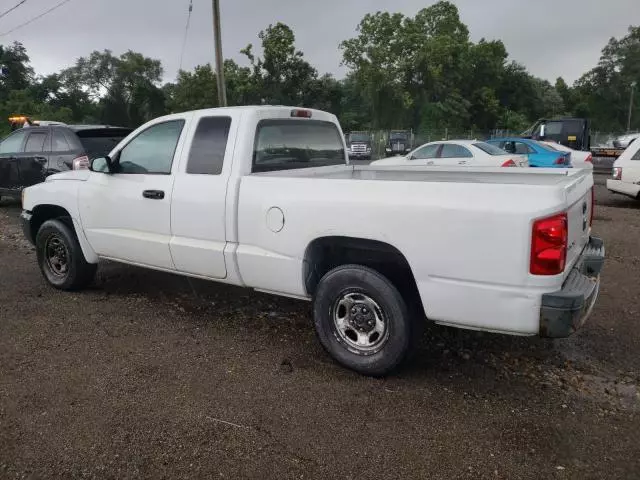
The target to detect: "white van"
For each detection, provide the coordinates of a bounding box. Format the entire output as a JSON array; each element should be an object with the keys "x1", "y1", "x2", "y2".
[{"x1": 607, "y1": 140, "x2": 640, "y2": 199}]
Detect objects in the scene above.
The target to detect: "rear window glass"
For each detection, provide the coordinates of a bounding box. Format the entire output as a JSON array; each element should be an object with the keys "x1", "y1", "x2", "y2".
[
  {"x1": 76, "y1": 129, "x2": 132, "y2": 159},
  {"x1": 186, "y1": 116, "x2": 231, "y2": 175},
  {"x1": 473, "y1": 142, "x2": 506, "y2": 155},
  {"x1": 544, "y1": 122, "x2": 563, "y2": 136},
  {"x1": 253, "y1": 120, "x2": 345, "y2": 173}
]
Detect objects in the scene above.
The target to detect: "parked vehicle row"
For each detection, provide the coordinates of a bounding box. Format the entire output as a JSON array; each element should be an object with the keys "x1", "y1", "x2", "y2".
[
  {"x1": 607, "y1": 138, "x2": 640, "y2": 199},
  {"x1": 0, "y1": 123, "x2": 132, "y2": 199},
  {"x1": 371, "y1": 136, "x2": 591, "y2": 169},
  {"x1": 19, "y1": 106, "x2": 604, "y2": 376},
  {"x1": 371, "y1": 140, "x2": 528, "y2": 167}
]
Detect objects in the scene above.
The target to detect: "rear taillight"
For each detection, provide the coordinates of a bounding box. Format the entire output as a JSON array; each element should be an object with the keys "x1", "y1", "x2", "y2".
[
  {"x1": 585, "y1": 154, "x2": 593, "y2": 164},
  {"x1": 590, "y1": 186, "x2": 595, "y2": 227},
  {"x1": 501, "y1": 159, "x2": 516, "y2": 167},
  {"x1": 613, "y1": 167, "x2": 622, "y2": 180},
  {"x1": 72, "y1": 156, "x2": 90, "y2": 170},
  {"x1": 530, "y1": 212, "x2": 568, "y2": 276},
  {"x1": 554, "y1": 156, "x2": 566, "y2": 165}
]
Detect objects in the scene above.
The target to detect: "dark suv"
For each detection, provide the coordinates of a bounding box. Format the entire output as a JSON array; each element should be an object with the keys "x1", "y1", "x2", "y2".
[{"x1": 0, "y1": 125, "x2": 132, "y2": 198}]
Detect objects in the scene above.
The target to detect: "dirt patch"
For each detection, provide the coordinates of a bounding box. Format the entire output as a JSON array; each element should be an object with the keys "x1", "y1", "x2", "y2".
[{"x1": 1, "y1": 190, "x2": 640, "y2": 479}]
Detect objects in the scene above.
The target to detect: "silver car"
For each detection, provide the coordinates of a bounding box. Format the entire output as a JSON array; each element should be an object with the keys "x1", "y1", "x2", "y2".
[{"x1": 613, "y1": 132, "x2": 640, "y2": 149}]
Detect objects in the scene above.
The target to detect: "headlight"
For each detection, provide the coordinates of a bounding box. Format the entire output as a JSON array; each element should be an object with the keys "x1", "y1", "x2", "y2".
[
  {"x1": 385, "y1": 148, "x2": 391, "y2": 152},
  {"x1": 21, "y1": 189, "x2": 26, "y2": 209}
]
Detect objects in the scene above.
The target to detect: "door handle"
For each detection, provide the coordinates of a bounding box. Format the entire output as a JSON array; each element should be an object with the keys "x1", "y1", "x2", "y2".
[
  {"x1": 458, "y1": 160, "x2": 467, "y2": 165},
  {"x1": 142, "y1": 190, "x2": 165, "y2": 200}
]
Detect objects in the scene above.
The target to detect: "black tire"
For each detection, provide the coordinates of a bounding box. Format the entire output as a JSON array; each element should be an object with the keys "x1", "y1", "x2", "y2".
[
  {"x1": 36, "y1": 219, "x2": 97, "y2": 290},
  {"x1": 313, "y1": 264, "x2": 418, "y2": 376}
]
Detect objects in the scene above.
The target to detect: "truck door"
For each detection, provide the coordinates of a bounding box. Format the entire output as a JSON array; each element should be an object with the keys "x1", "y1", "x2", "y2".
[
  {"x1": 78, "y1": 117, "x2": 189, "y2": 270},
  {"x1": 17, "y1": 128, "x2": 50, "y2": 187},
  {"x1": 0, "y1": 129, "x2": 28, "y2": 193},
  {"x1": 169, "y1": 111, "x2": 239, "y2": 279}
]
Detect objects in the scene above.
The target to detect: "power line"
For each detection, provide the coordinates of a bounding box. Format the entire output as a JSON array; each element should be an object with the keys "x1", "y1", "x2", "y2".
[
  {"x1": 0, "y1": 0, "x2": 74, "y2": 37},
  {"x1": 179, "y1": 0, "x2": 193, "y2": 71},
  {"x1": 0, "y1": 0, "x2": 28, "y2": 20}
]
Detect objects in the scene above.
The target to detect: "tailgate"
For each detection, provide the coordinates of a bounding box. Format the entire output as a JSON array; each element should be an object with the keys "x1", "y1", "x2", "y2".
[{"x1": 564, "y1": 171, "x2": 594, "y2": 272}]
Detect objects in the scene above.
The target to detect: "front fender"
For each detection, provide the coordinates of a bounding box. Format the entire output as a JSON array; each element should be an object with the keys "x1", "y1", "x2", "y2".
[{"x1": 23, "y1": 181, "x2": 99, "y2": 264}]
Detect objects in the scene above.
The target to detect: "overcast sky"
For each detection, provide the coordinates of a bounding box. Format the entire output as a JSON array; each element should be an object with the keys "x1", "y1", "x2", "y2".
[{"x1": 0, "y1": 0, "x2": 635, "y2": 85}]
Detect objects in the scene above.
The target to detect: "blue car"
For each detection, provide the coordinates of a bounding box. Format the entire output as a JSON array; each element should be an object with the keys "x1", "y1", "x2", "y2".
[{"x1": 486, "y1": 138, "x2": 571, "y2": 168}]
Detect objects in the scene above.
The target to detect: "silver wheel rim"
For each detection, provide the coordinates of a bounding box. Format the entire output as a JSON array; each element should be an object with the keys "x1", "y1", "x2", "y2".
[{"x1": 332, "y1": 291, "x2": 389, "y2": 354}]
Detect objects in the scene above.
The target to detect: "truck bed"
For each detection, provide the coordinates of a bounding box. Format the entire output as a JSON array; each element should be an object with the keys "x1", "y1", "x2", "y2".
[{"x1": 255, "y1": 164, "x2": 585, "y2": 186}]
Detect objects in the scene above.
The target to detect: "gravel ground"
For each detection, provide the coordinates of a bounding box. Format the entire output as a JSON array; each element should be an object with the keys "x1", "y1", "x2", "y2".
[{"x1": 1, "y1": 172, "x2": 639, "y2": 479}]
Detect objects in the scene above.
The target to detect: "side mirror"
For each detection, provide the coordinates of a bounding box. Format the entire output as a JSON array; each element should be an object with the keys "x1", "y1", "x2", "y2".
[{"x1": 90, "y1": 156, "x2": 112, "y2": 173}]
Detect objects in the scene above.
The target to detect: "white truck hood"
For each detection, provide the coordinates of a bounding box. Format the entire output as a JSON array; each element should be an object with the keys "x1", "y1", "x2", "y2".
[{"x1": 46, "y1": 170, "x2": 91, "y2": 182}]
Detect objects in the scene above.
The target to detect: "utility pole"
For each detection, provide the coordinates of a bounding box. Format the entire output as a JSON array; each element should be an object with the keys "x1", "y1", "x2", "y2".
[
  {"x1": 212, "y1": 0, "x2": 227, "y2": 107},
  {"x1": 628, "y1": 81, "x2": 637, "y2": 133}
]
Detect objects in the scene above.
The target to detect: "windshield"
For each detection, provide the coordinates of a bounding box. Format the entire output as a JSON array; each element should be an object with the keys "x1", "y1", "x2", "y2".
[
  {"x1": 253, "y1": 120, "x2": 346, "y2": 172},
  {"x1": 350, "y1": 133, "x2": 370, "y2": 143},
  {"x1": 390, "y1": 132, "x2": 409, "y2": 140},
  {"x1": 472, "y1": 142, "x2": 507, "y2": 156}
]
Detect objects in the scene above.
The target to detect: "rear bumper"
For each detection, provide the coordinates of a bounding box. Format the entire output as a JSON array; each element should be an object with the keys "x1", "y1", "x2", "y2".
[
  {"x1": 607, "y1": 179, "x2": 640, "y2": 199},
  {"x1": 20, "y1": 210, "x2": 34, "y2": 245},
  {"x1": 539, "y1": 237, "x2": 605, "y2": 338}
]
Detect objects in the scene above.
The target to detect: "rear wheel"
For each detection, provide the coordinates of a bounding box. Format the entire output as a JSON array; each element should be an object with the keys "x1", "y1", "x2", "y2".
[
  {"x1": 36, "y1": 219, "x2": 97, "y2": 290},
  {"x1": 313, "y1": 265, "x2": 418, "y2": 376}
]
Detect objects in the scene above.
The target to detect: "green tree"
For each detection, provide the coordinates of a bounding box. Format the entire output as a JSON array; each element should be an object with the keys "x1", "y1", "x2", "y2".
[
  {"x1": 242, "y1": 23, "x2": 320, "y2": 106},
  {"x1": 61, "y1": 50, "x2": 167, "y2": 127},
  {"x1": 572, "y1": 26, "x2": 640, "y2": 131},
  {"x1": 0, "y1": 42, "x2": 33, "y2": 103}
]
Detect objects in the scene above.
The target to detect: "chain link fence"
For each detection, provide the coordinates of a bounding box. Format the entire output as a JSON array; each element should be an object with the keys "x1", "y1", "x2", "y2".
[{"x1": 350, "y1": 129, "x2": 634, "y2": 161}]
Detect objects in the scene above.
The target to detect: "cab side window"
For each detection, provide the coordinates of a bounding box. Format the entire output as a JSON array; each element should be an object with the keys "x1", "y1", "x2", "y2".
[
  {"x1": 0, "y1": 130, "x2": 28, "y2": 154},
  {"x1": 117, "y1": 120, "x2": 185, "y2": 174},
  {"x1": 186, "y1": 117, "x2": 231, "y2": 175}
]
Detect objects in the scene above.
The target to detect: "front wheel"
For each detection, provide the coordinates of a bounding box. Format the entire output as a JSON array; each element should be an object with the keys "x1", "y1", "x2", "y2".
[
  {"x1": 313, "y1": 265, "x2": 418, "y2": 376},
  {"x1": 36, "y1": 219, "x2": 97, "y2": 290}
]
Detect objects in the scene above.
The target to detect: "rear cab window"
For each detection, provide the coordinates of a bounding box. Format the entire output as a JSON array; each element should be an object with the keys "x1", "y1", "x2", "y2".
[{"x1": 253, "y1": 120, "x2": 346, "y2": 173}]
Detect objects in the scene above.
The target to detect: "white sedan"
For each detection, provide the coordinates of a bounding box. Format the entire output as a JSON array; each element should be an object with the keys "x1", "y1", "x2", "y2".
[
  {"x1": 541, "y1": 141, "x2": 593, "y2": 169},
  {"x1": 371, "y1": 140, "x2": 528, "y2": 167}
]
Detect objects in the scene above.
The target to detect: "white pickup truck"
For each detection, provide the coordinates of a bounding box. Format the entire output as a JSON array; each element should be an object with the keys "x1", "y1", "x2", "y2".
[{"x1": 20, "y1": 106, "x2": 604, "y2": 376}]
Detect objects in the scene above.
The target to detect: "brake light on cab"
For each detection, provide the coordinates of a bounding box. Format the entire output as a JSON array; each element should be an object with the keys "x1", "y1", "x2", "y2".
[
  {"x1": 530, "y1": 212, "x2": 568, "y2": 275},
  {"x1": 72, "y1": 156, "x2": 90, "y2": 170},
  {"x1": 291, "y1": 109, "x2": 312, "y2": 118}
]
